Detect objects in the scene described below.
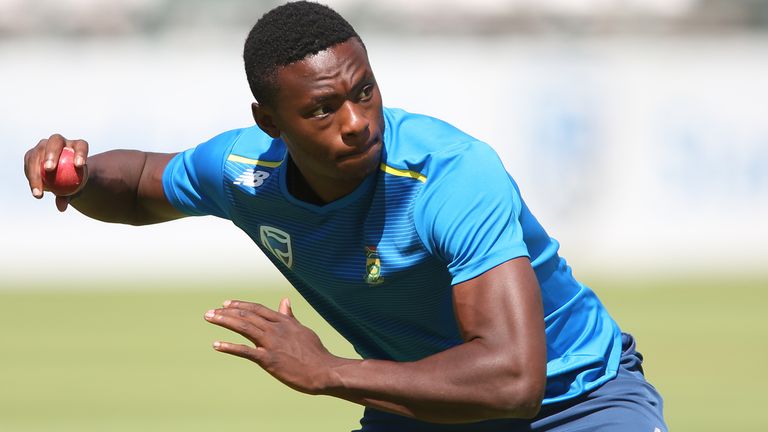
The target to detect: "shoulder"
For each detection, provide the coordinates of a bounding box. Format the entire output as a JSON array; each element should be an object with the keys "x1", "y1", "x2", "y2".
[
  {"x1": 164, "y1": 125, "x2": 281, "y2": 193},
  {"x1": 192, "y1": 125, "x2": 283, "y2": 162},
  {"x1": 383, "y1": 108, "x2": 478, "y2": 160},
  {"x1": 227, "y1": 126, "x2": 286, "y2": 163},
  {"x1": 382, "y1": 107, "x2": 506, "y2": 184},
  {"x1": 173, "y1": 125, "x2": 286, "y2": 180}
]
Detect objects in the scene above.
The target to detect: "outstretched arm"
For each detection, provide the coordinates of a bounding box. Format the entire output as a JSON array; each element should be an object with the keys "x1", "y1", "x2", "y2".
[
  {"x1": 205, "y1": 256, "x2": 547, "y2": 423},
  {"x1": 24, "y1": 134, "x2": 185, "y2": 225}
]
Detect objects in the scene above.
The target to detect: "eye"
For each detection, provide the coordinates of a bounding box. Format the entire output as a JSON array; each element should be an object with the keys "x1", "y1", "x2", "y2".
[
  {"x1": 358, "y1": 84, "x2": 374, "y2": 102},
  {"x1": 309, "y1": 105, "x2": 334, "y2": 118}
]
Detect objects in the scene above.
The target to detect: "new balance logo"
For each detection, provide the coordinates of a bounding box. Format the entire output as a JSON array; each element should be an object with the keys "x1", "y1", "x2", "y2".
[
  {"x1": 233, "y1": 169, "x2": 270, "y2": 187},
  {"x1": 260, "y1": 226, "x2": 293, "y2": 269}
]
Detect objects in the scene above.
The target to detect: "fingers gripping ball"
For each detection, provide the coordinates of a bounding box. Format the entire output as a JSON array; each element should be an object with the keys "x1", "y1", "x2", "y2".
[{"x1": 41, "y1": 148, "x2": 84, "y2": 196}]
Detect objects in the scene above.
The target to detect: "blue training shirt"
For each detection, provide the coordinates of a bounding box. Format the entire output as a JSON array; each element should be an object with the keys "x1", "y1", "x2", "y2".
[{"x1": 163, "y1": 107, "x2": 623, "y2": 408}]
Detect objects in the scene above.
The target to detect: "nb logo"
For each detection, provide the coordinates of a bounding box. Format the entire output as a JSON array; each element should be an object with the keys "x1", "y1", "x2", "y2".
[
  {"x1": 260, "y1": 226, "x2": 293, "y2": 269},
  {"x1": 233, "y1": 169, "x2": 270, "y2": 187}
]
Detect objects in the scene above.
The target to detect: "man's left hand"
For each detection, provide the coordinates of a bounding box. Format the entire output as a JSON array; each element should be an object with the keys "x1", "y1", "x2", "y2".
[{"x1": 204, "y1": 298, "x2": 343, "y2": 395}]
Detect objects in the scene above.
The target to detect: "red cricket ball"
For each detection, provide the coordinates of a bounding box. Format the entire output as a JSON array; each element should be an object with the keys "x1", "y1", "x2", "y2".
[{"x1": 41, "y1": 147, "x2": 85, "y2": 196}]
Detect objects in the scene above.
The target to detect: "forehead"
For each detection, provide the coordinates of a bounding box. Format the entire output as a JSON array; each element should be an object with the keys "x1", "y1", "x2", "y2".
[{"x1": 274, "y1": 39, "x2": 371, "y2": 100}]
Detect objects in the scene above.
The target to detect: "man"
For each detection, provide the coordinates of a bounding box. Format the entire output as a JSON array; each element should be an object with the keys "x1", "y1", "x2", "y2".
[{"x1": 23, "y1": 2, "x2": 666, "y2": 431}]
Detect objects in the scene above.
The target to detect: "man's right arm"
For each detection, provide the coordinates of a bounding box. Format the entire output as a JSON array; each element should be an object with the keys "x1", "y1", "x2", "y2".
[{"x1": 24, "y1": 134, "x2": 185, "y2": 225}]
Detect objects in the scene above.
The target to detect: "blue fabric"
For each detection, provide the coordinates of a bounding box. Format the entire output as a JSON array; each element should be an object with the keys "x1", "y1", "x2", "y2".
[
  {"x1": 412, "y1": 140, "x2": 529, "y2": 285},
  {"x1": 162, "y1": 107, "x2": 623, "y2": 405},
  {"x1": 354, "y1": 333, "x2": 666, "y2": 432},
  {"x1": 162, "y1": 128, "x2": 244, "y2": 219}
]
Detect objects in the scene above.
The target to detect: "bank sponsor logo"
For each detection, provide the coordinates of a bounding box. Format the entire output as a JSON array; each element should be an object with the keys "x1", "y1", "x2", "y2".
[{"x1": 260, "y1": 225, "x2": 292, "y2": 268}]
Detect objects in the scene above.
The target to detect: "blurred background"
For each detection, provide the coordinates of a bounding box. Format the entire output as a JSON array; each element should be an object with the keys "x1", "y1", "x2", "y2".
[{"x1": 1, "y1": 1, "x2": 766, "y2": 431}]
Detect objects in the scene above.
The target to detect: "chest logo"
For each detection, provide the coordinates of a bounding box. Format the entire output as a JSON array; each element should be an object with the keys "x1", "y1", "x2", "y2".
[
  {"x1": 260, "y1": 226, "x2": 293, "y2": 269},
  {"x1": 234, "y1": 169, "x2": 270, "y2": 187},
  {"x1": 364, "y1": 246, "x2": 384, "y2": 285}
]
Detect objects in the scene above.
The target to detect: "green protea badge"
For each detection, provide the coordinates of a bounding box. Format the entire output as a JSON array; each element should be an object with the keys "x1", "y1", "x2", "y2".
[{"x1": 364, "y1": 245, "x2": 384, "y2": 285}]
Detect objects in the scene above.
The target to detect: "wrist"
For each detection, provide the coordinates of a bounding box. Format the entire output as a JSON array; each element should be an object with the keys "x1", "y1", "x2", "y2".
[{"x1": 317, "y1": 356, "x2": 358, "y2": 396}]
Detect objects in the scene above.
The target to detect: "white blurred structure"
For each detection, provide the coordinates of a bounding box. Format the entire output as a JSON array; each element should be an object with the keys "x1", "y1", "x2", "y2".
[
  {"x1": 2, "y1": 0, "x2": 765, "y2": 36},
  {"x1": 1, "y1": 1, "x2": 766, "y2": 287}
]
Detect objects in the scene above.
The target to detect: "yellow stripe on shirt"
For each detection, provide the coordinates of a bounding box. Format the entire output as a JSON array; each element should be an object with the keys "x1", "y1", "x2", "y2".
[
  {"x1": 379, "y1": 163, "x2": 427, "y2": 183},
  {"x1": 227, "y1": 155, "x2": 284, "y2": 168}
]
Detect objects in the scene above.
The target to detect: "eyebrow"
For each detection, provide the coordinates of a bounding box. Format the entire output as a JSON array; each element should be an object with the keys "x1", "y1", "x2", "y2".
[
  {"x1": 307, "y1": 72, "x2": 374, "y2": 104},
  {"x1": 309, "y1": 92, "x2": 337, "y2": 104}
]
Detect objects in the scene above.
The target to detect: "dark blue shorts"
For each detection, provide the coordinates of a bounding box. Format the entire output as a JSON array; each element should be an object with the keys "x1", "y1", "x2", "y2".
[{"x1": 354, "y1": 333, "x2": 667, "y2": 432}]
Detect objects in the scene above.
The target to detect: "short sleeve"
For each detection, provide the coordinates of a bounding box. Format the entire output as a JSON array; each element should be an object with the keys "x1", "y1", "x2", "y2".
[
  {"x1": 162, "y1": 129, "x2": 242, "y2": 219},
  {"x1": 414, "y1": 142, "x2": 530, "y2": 285}
]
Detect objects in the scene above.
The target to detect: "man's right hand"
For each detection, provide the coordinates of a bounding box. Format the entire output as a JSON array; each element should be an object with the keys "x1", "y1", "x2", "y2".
[
  {"x1": 23, "y1": 135, "x2": 183, "y2": 225},
  {"x1": 24, "y1": 134, "x2": 89, "y2": 212}
]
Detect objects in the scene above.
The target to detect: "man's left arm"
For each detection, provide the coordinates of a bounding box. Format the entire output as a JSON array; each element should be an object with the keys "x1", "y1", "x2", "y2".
[{"x1": 204, "y1": 256, "x2": 546, "y2": 423}]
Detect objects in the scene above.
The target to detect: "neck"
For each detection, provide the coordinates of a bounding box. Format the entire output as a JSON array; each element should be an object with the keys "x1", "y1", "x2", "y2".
[{"x1": 286, "y1": 158, "x2": 362, "y2": 205}]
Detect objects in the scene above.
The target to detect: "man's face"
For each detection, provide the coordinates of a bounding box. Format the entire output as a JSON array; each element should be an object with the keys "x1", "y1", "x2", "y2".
[{"x1": 256, "y1": 38, "x2": 384, "y2": 187}]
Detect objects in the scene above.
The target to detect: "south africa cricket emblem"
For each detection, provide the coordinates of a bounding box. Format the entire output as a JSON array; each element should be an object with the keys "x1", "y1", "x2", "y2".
[{"x1": 364, "y1": 246, "x2": 384, "y2": 285}]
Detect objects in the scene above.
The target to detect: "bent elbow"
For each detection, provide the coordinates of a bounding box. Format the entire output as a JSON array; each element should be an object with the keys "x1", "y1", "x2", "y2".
[
  {"x1": 513, "y1": 392, "x2": 544, "y2": 419},
  {"x1": 494, "y1": 373, "x2": 546, "y2": 419}
]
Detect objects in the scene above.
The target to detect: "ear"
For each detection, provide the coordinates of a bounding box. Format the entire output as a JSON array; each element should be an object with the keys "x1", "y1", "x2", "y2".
[{"x1": 251, "y1": 102, "x2": 281, "y2": 138}]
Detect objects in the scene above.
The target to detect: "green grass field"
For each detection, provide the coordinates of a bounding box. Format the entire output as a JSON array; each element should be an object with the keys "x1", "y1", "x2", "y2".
[{"x1": 1, "y1": 276, "x2": 766, "y2": 431}]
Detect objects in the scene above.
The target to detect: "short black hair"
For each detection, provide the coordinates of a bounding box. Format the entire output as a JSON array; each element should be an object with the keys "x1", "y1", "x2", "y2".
[{"x1": 243, "y1": 1, "x2": 363, "y2": 106}]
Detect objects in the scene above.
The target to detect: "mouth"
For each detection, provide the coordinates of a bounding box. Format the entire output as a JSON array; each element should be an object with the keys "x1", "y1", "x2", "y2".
[{"x1": 338, "y1": 136, "x2": 380, "y2": 162}]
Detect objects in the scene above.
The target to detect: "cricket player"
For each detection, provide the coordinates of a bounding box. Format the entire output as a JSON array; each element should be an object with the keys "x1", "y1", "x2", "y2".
[{"x1": 23, "y1": 2, "x2": 666, "y2": 431}]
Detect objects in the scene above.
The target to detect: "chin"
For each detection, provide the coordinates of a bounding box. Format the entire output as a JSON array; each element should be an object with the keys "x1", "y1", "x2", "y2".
[
  {"x1": 337, "y1": 157, "x2": 379, "y2": 181},
  {"x1": 337, "y1": 141, "x2": 382, "y2": 179}
]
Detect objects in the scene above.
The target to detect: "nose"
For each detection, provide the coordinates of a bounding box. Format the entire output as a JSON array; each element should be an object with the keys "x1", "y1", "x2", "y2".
[{"x1": 339, "y1": 101, "x2": 370, "y2": 143}]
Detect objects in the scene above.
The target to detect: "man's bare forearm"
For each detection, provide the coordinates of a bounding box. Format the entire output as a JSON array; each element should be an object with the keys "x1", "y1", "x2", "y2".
[
  {"x1": 70, "y1": 150, "x2": 183, "y2": 225},
  {"x1": 323, "y1": 337, "x2": 544, "y2": 423}
]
